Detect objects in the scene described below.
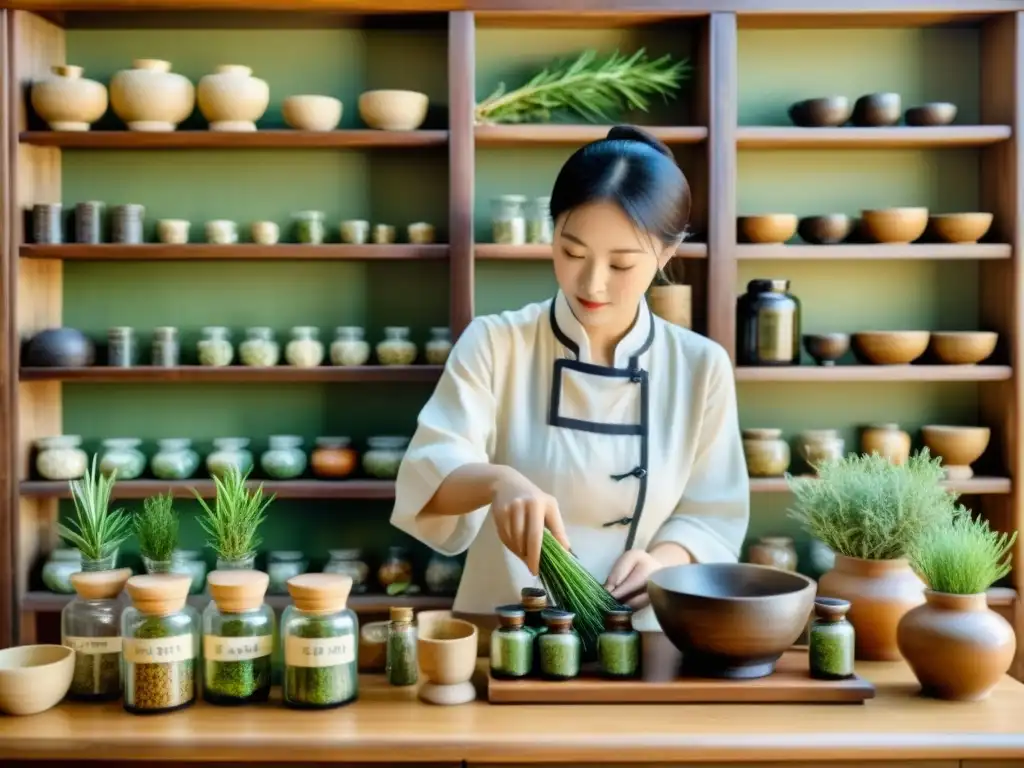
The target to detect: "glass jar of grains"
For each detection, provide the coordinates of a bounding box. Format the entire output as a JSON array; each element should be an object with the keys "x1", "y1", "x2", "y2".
[
  {"x1": 492, "y1": 194, "x2": 527, "y2": 245},
  {"x1": 151, "y1": 326, "x2": 180, "y2": 367},
  {"x1": 490, "y1": 604, "x2": 533, "y2": 679},
  {"x1": 260, "y1": 435, "x2": 307, "y2": 480},
  {"x1": 808, "y1": 597, "x2": 855, "y2": 681},
  {"x1": 285, "y1": 326, "x2": 325, "y2": 368},
  {"x1": 323, "y1": 549, "x2": 369, "y2": 593},
  {"x1": 206, "y1": 437, "x2": 254, "y2": 479},
  {"x1": 362, "y1": 436, "x2": 408, "y2": 479},
  {"x1": 197, "y1": 326, "x2": 234, "y2": 367},
  {"x1": 98, "y1": 437, "x2": 146, "y2": 480},
  {"x1": 528, "y1": 196, "x2": 553, "y2": 244},
  {"x1": 239, "y1": 327, "x2": 280, "y2": 367},
  {"x1": 330, "y1": 326, "x2": 370, "y2": 366},
  {"x1": 292, "y1": 210, "x2": 326, "y2": 244},
  {"x1": 61, "y1": 567, "x2": 132, "y2": 701},
  {"x1": 597, "y1": 607, "x2": 639, "y2": 679},
  {"x1": 376, "y1": 327, "x2": 417, "y2": 366},
  {"x1": 35, "y1": 435, "x2": 88, "y2": 481},
  {"x1": 538, "y1": 609, "x2": 581, "y2": 680},
  {"x1": 386, "y1": 605, "x2": 418, "y2": 686},
  {"x1": 150, "y1": 438, "x2": 200, "y2": 481},
  {"x1": 424, "y1": 327, "x2": 452, "y2": 365}
]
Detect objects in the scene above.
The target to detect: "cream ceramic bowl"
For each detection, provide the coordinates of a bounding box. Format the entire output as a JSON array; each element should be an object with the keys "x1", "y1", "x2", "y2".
[{"x1": 0, "y1": 644, "x2": 75, "y2": 715}]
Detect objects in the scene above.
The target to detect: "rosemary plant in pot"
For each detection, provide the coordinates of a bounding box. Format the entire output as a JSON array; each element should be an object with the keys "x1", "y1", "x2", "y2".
[
  {"x1": 136, "y1": 491, "x2": 179, "y2": 575},
  {"x1": 194, "y1": 466, "x2": 274, "y2": 571},
  {"x1": 897, "y1": 510, "x2": 1017, "y2": 701},
  {"x1": 59, "y1": 456, "x2": 132, "y2": 572},
  {"x1": 787, "y1": 450, "x2": 956, "y2": 660}
]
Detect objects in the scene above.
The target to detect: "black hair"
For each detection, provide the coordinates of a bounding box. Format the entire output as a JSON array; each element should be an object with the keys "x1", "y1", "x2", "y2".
[{"x1": 548, "y1": 124, "x2": 692, "y2": 250}]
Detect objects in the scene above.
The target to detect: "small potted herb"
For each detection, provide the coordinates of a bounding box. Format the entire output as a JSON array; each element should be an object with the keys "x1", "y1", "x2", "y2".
[
  {"x1": 898, "y1": 510, "x2": 1017, "y2": 701},
  {"x1": 787, "y1": 450, "x2": 956, "y2": 660},
  {"x1": 193, "y1": 466, "x2": 274, "y2": 571},
  {"x1": 135, "y1": 491, "x2": 179, "y2": 575},
  {"x1": 58, "y1": 455, "x2": 132, "y2": 572}
]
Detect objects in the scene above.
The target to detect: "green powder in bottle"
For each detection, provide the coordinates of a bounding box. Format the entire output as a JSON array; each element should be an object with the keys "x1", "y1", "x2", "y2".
[
  {"x1": 386, "y1": 606, "x2": 418, "y2": 686},
  {"x1": 598, "y1": 607, "x2": 639, "y2": 678},
  {"x1": 490, "y1": 604, "x2": 533, "y2": 679},
  {"x1": 538, "y1": 609, "x2": 581, "y2": 681},
  {"x1": 808, "y1": 597, "x2": 855, "y2": 680}
]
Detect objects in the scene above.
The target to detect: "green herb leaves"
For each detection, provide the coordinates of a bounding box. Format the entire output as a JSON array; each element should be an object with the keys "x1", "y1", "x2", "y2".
[
  {"x1": 59, "y1": 455, "x2": 132, "y2": 562},
  {"x1": 194, "y1": 467, "x2": 273, "y2": 561},
  {"x1": 910, "y1": 509, "x2": 1017, "y2": 595},
  {"x1": 135, "y1": 491, "x2": 179, "y2": 562}
]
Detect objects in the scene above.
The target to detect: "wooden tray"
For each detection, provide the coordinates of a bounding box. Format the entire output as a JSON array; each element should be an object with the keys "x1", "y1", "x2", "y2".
[{"x1": 487, "y1": 649, "x2": 875, "y2": 704}]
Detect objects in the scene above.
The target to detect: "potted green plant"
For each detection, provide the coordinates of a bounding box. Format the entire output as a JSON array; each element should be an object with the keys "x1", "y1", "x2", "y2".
[
  {"x1": 135, "y1": 491, "x2": 179, "y2": 575},
  {"x1": 58, "y1": 456, "x2": 132, "y2": 571},
  {"x1": 787, "y1": 450, "x2": 956, "y2": 660},
  {"x1": 897, "y1": 509, "x2": 1017, "y2": 701},
  {"x1": 194, "y1": 466, "x2": 273, "y2": 571}
]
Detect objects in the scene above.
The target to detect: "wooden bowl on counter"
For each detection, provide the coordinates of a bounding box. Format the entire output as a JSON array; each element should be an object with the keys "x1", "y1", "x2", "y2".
[
  {"x1": 860, "y1": 207, "x2": 929, "y2": 243},
  {"x1": 852, "y1": 92, "x2": 901, "y2": 127},
  {"x1": 928, "y1": 213, "x2": 994, "y2": 244},
  {"x1": 798, "y1": 214, "x2": 853, "y2": 245},
  {"x1": 738, "y1": 214, "x2": 798, "y2": 244},
  {"x1": 904, "y1": 102, "x2": 957, "y2": 127},
  {"x1": 0, "y1": 644, "x2": 75, "y2": 716},
  {"x1": 803, "y1": 333, "x2": 851, "y2": 366},
  {"x1": 852, "y1": 331, "x2": 931, "y2": 365},
  {"x1": 921, "y1": 425, "x2": 991, "y2": 480},
  {"x1": 787, "y1": 96, "x2": 852, "y2": 128},
  {"x1": 648, "y1": 563, "x2": 816, "y2": 680},
  {"x1": 929, "y1": 331, "x2": 998, "y2": 365},
  {"x1": 417, "y1": 616, "x2": 478, "y2": 705}
]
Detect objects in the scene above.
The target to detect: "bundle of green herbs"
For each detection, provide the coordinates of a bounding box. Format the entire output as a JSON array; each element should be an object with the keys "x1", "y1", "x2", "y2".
[
  {"x1": 135, "y1": 491, "x2": 179, "y2": 567},
  {"x1": 538, "y1": 530, "x2": 624, "y2": 657},
  {"x1": 59, "y1": 455, "x2": 132, "y2": 567},
  {"x1": 475, "y1": 48, "x2": 690, "y2": 125},
  {"x1": 194, "y1": 466, "x2": 274, "y2": 564},
  {"x1": 786, "y1": 450, "x2": 957, "y2": 561},
  {"x1": 909, "y1": 508, "x2": 1017, "y2": 595}
]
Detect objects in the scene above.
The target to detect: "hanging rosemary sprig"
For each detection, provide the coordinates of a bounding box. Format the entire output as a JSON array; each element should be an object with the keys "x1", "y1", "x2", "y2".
[{"x1": 475, "y1": 48, "x2": 690, "y2": 125}]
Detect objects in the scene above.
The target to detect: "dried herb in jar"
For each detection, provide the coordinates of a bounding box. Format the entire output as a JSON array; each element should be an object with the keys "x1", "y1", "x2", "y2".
[
  {"x1": 205, "y1": 617, "x2": 272, "y2": 704},
  {"x1": 126, "y1": 615, "x2": 195, "y2": 713},
  {"x1": 69, "y1": 651, "x2": 122, "y2": 698},
  {"x1": 386, "y1": 605, "x2": 418, "y2": 686},
  {"x1": 284, "y1": 613, "x2": 358, "y2": 707}
]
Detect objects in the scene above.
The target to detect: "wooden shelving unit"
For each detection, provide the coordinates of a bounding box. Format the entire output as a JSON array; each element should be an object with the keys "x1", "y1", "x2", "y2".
[
  {"x1": 19, "y1": 478, "x2": 396, "y2": 500},
  {"x1": 475, "y1": 242, "x2": 708, "y2": 260},
  {"x1": 736, "y1": 243, "x2": 1013, "y2": 260},
  {"x1": 18, "y1": 129, "x2": 450, "y2": 149},
  {"x1": 735, "y1": 125, "x2": 1012, "y2": 149},
  {"x1": 20, "y1": 243, "x2": 450, "y2": 261},
  {"x1": 19, "y1": 365, "x2": 443, "y2": 383},
  {"x1": 735, "y1": 365, "x2": 1013, "y2": 383}
]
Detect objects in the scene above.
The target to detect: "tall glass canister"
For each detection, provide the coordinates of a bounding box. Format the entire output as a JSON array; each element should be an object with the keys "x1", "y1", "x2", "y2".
[{"x1": 61, "y1": 567, "x2": 132, "y2": 701}]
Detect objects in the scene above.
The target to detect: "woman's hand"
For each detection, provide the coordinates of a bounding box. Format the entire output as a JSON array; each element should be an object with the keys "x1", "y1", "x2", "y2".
[
  {"x1": 491, "y1": 468, "x2": 571, "y2": 576},
  {"x1": 604, "y1": 543, "x2": 692, "y2": 610}
]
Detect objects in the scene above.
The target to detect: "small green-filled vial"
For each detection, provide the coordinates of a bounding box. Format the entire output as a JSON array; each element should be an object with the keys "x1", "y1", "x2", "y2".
[
  {"x1": 538, "y1": 609, "x2": 581, "y2": 681},
  {"x1": 386, "y1": 606, "x2": 418, "y2": 686},
  {"x1": 598, "y1": 607, "x2": 639, "y2": 679},
  {"x1": 808, "y1": 597, "x2": 855, "y2": 680},
  {"x1": 490, "y1": 604, "x2": 533, "y2": 679}
]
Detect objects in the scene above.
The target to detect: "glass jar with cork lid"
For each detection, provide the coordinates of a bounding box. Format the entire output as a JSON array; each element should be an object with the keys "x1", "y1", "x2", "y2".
[
  {"x1": 490, "y1": 604, "x2": 533, "y2": 679},
  {"x1": 202, "y1": 569, "x2": 275, "y2": 706},
  {"x1": 282, "y1": 573, "x2": 359, "y2": 709},
  {"x1": 386, "y1": 605, "x2": 418, "y2": 686},
  {"x1": 61, "y1": 567, "x2": 132, "y2": 701}
]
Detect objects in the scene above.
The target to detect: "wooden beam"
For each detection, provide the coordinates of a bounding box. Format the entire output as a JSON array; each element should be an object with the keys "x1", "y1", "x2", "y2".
[{"x1": 448, "y1": 11, "x2": 475, "y2": 338}]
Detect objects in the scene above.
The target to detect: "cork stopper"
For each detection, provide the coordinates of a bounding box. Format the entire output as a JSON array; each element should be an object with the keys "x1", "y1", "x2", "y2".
[
  {"x1": 70, "y1": 567, "x2": 132, "y2": 601},
  {"x1": 390, "y1": 605, "x2": 414, "y2": 623},
  {"x1": 125, "y1": 573, "x2": 191, "y2": 616},
  {"x1": 520, "y1": 587, "x2": 547, "y2": 611},
  {"x1": 814, "y1": 596, "x2": 851, "y2": 622},
  {"x1": 286, "y1": 573, "x2": 352, "y2": 614},
  {"x1": 496, "y1": 603, "x2": 525, "y2": 629},
  {"x1": 603, "y1": 607, "x2": 633, "y2": 632},
  {"x1": 542, "y1": 608, "x2": 575, "y2": 633},
  {"x1": 208, "y1": 569, "x2": 269, "y2": 613}
]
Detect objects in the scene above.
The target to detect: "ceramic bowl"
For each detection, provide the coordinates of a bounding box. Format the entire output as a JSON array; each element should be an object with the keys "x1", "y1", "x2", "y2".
[
  {"x1": 921, "y1": 425, "x2": 991, "y2": 480},
  {"x1": 0, "y1": 644, "x2": 75, "y2": 715},
  {"x1": 282, "y1": 94, "x2": 342, "y2": 131},
  {"x1": 803, "y1": 333, "x2": 850, "y2": 366},
  {"x1": 852, "y1": 331, "x2": 931, "y2": 365},
  {"x1": 928, "y1": 213, "x2": 994, "y2": 244},
  {"x1": 904, "y1": 102, "x2": 957, "y2": 127},
  {"x1": 851, "y1": 92, "x2": 901, "y2": 127},
  {"x1": 787, "y1": 96, "x2": 852, "y2": 128},
  {"x1": 860, "y1": 207, "x2": 929, "y2": 243},
  {"x1": 417, "y1": 616, "x2": 478, "y2": 705},
  {"x1": 358, "y1": 89, "x2": 428, "y2": 131},
  {"x1": 929, "y1": 331, "x2": 998, "y2": 365},
  {"x1": 648, "y1": 563, "x2": 816, "y2": 679},
  {"x1": 737, "y1": 214, "x2": 798, "y2": 244},
  {"x1": 798, "y1": 214, "x2": 853, "y2": 245}
]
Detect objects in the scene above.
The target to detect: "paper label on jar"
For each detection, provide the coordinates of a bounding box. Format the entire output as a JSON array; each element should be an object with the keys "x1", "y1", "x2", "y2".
[
  {"x1": 123, "y1": 635, "x2": 194, "y2": 664},
  {"x1": 62, "y1": 635, "x2": 122, "y2": 655},
  {"x1": 285, "y1": 634, "x2": 355, "y2": 668},
  {"x1": 203, "y1": 634, "x2": 273, "y2": 662},
  {"x1": 756, "y1": 307, "x2": 795, "y2": 362}
]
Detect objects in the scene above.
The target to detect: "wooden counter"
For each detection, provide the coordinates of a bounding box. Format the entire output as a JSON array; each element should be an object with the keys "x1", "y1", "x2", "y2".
[{"x1": 2, "y1": 661, "x2": 1024, "y2": 766}]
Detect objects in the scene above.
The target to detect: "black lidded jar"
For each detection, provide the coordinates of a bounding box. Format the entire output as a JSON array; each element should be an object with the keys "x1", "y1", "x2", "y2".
[{"x1": 736, "y1": 278, "x2": 801, "y2": 366}]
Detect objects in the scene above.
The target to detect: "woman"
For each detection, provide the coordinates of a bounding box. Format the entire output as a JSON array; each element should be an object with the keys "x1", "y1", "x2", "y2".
[{"x1": 390, "y1": 125, "x2": 749, "y2": 630}]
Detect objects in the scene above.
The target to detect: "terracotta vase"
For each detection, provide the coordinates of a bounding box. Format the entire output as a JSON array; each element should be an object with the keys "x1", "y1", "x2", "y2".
[
  {"x1": 897, "y1": 590, "x2": 1016, "y2": 701},
  {"x1": 860, "y1": 423, "x2": 911, "y2": 465},
  {"x1": 110, "y1": 59, "x2": 195, "y2": 131},
  {"x1": 30, "y1": 65, "x2": 108, "y2": 131},
  {"x1": 197, "y1": 65, "x2": 269, "y2": 132},
  {"x1": 818, "y1": 554, "x2": 925, "y2": 661}
]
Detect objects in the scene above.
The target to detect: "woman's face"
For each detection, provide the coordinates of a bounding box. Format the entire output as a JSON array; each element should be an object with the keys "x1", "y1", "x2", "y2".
[{"x1": 552, "y1": 200, "x2": 675, "y2": 334}]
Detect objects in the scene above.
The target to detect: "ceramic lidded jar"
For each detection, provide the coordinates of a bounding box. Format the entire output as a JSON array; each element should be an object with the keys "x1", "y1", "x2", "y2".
[
  {"x1": 747, "y1": 536, "x2": 798, "y2": 571},
  {"x1": 98, "y1": 437, "x2": 146, "y2": 480},
  {"x1": 260, "y1": 435, "x2": 307, "y2": 480},
  {"x1": 808, "y1": 597, "x2": 855, "y2": 680},
  {"x1": 741, "y1": 428, "x2": 790, "y2": 477},
  {"x1": 151, "y1": 438, "x2": 200, "y2": 480},
  {"x1": 285, "y1": 326, "x2": 325, "y2": 368},
  {"x1": 378, "y1": 545, "x2": 413, "y2": 590},
  {"x1": 425, "y1": 327, "x2": 452, "y2": 365},
  {"x1": 206, "y1": 437, "x2": 254, "y2": 479},
  {"x1": 43, "y1": 548, "x2": 83, "y2": 593},
  {"x1": 267, "y1": 551, "x2": 308, "y2": 595},
  {"x1": 35, "y1": 435, "x2": 89, "y2": 480},
  {"x1": 197, "y1": 326, "x2": 234, "y2": 367},
  {"x1": 239, "y1": 327, "x2": 280, "y2": 367},
  {"x1": 110, "y1": 59, "x2": 196, "y2": 132},
  {"x1": 323, "y1": 548, "x2": 369, "y2": 593},
  {"x1": 31, "y1": 65, "x2": 108, "y2": 131},
  {"x1": 330, "y1": 326, "x2": 371, "y2": 366},
  {"x1": 860, "y1": 423, "x2": 911, "y2": 465},
  {"x1": 310, "y1": 437, "x2": 358, "y2": 479},
  {"x1": 797, "y1": 428, "x2": 845, "y2": 472},
  {"x1": 171, "y1": 550, "x2": 207, "y2": 595},
  {"x1": 197, "y1": 65, "x2": 270, "y2": 132},
  {"x1": 376, "y1": 327, "x2": 417, "y2": 366},
  {"x1": 424, "y1": 553, "x2": 462, "y2": 595},
  {"x1": 362, "y1": 436, "x2": 409, "y2": 479}
]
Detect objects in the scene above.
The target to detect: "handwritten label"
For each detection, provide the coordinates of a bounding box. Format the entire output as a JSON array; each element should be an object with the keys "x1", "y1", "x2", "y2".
[
  {"x1": 62, "y1": 635, "x2": 122, "y2": 655},
  {"x1": 285, "y1": 634, "x2": 355, "y2": 668},
  {"x1": 123, "y1": 635, "x2": 194, "y2": 664},
  {"x1": 203, "y1": 634, "x2": 273, "y2": 662}
]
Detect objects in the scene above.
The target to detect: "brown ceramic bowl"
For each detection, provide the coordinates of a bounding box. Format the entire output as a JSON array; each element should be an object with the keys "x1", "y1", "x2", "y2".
[
  {"x1": 928, "y1": 213, "x2": 994, "y2": 244},
  {"x1": 803, "y1": 333, "x2": 850, "y2": 366},
  {"x1": 929, "y1": 331, "x2": 998, "y2": 365},
  {"x1": 738, "y1": 214, "x2": 798, "y2": 244},
  {"x1": 921, "y1": 425, "x2": 991, "y2": 480},
  {"x1": 798, "y1": 214, "x2": 853, "y2": 245},
  {"x1": 787, "y1": 96, "x2": 852, "y2": 128},
  {"x1": 904, "y1": 102, "x2": 957, "y2": 127},
  {"x1": 648, "y1": 563, "x2": 817, "y2": 680},
  {"x1": 860, "y1": 207, "x2": 929, "y2": 243},
  {"x1": 852, "y1": 92, "x2": 902, "y2": 127},
  {"x1": 852, "y1": 331, "x2": 931, "y2": 365}
]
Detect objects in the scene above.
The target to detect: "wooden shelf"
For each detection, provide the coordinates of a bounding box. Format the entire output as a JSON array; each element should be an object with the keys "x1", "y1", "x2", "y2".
[
  {"x1": 735, "y1": 366, "x2": 1012, "y2": 383},
  {"x1": 475, "y1": 242, "x2": 708, "y2": 260},
  {"x1": 750, "y1": 476, "x2": 1011, "y2": 495},
  {"x1": 20, "y1": 478, "x2": 396, "y2": 500},
  {"x1": 18, "y1": 130, "x2": 449, "y2": 149},
  {"x1": 736, "y1": 126, "x2": 1012, "y2": 150},
  {"x1": 20, "y1": 244, "x2": 449, "y2": 261},
  {"x1": 474, "y1": 124, "x2": 708, "y2": 146},
  {"x1": 736, "y1": 244, "x2": 1012, "y2": 261},
  {"x1": 19, "y1": 365, "x2": 443, "y2": 384}
]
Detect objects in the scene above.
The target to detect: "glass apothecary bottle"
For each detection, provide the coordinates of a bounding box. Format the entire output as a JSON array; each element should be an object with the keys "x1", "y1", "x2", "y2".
[
  {"x1": 150, "y1": 438, "x2": 200, "y2": 480},
  {"x1": 538, "y1": 609, "x2": 581, "y2": 681},
  {"x1": 378, "y1": 545, "x2": 413, "y2": 591},
  {"x1": 197, "y1": 326, "x2": 235, "y2": 367},
  {"x1": 386, "y1": 605, "x2": 418, "y2": 686},
  {"x1": 170, "y1": 550, "x2": 207, "y2": 594},
  {"x1": 330, "y1": 326, "x2": 370, "y2": 366},
  {"x1": 151, "y1": 326, "x2": 180, "y2": 367},
  {"x1": 203, "y1": 570, "x2": 275, "y2": 705},
  {"x1": 206, "y1": 437, "x2": 253, "y2": 479},
  {"x1": 267, "y1": 550, "x2": 308, "y2": 595},
  {"x1": 292, "y1": 210, "x2": 326, "y2": 245},
  {"x1": 285, "y1": 326, "x2": 324, "y2": 368},
  {"x1": 362, "y1": 436, "x2": 409, "y2": 479},
  {"x1": 121, "y1": 573, "x2": 200, "y2": 715},
  {"x1": 239, "y1": 326, "x2": 280, "y2": 367},
  {"x1": 323, "y1": 548, "x2": 369, "y2": 593},
  {"x1": 424, "y1": 327, "x2": 452, "y2": 365},
  {"x1": 35, "y1": 435, "x2": 88, "y2": 481},
  {"x1": 43, "y1": 548, "x2": 82, "y2": 593},
  {"x1": 310, "y1": 437, "x2": 358, "y2": 479},
  {"x1": 809, "y1": 597, "x2": 855, "y2": 681},
  {"x1": 528, "y1": 196, "x2": 553, "y2": 244},
  {"x1": 61, "y1": 567, "x2": 132, "y2": 701},
  {"x1": 424, "y1": 552, "x2": 462, "y2": 595},
  {"x1": 490, "y1": 604, "x2": 533, "y2": 679},
  {"x1": 282, "y1": 573, "x2": 359, "y2": 709},
  {"x1": 736, "y1": 278, "x2": 801, "y2": 366},
  {"x1": 107, "y1": 326, "x2": 137, "y2": 367},
  {"x1": 260, "y1": 435, "x2": 307, "y2": 480},
  {"x1": 492, "y1": 194, "x2": 527, "y2": 245},
  {"x1": 375, "y1": 327, "x2": 417, "y2": 366},
  {"x1": 98, "y1": 437, "x2": 146, "y2": 480},
  {"x1": 598, "y1": 607, "x2": 639, "y2": 679}
]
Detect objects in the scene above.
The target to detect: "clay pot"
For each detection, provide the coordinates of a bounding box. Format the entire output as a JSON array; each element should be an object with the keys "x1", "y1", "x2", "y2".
[
  {"x1": 23, "y1": 328, "x2": 95, "y2": 367},
  {"x1": 747, "y1": 536, "x2": 797, "y2": 571},
  {"x1": 30, "y1": 65, "x2": 108, "y2": 131},
  {"x1": 110, "y1": 59, "x2": 195, "y2": 131},
  {"x1": 310, "y1": 437, "x2": 358, "y2": 479},
  {"x1": 803, "y1": 333, "x2": 850, "y2": 366},
  {"x1": 860, "y1": 423, "x2": 911, "y2": 465},
  {"x1": 796, "y1": 429, "x2": 845, "y2": 471},
  {"x1": 897, "y1": 590, "x2": 1015, "y2": 701},
  {"x1": 648, "y1": 284, "x2": 691, "y2": 329},
  {"x1": 198, "y1": 65, "x2": 270, "y2": 132},
  {"x1": 819, "y1": 554, "x2": 925, "y2": 661},
  {"x1": 741, "y1": 428, "x2": 790, "y2": 477},
  {"x1": 920, "y1": 425, "x2": 991, "y2": 480}
]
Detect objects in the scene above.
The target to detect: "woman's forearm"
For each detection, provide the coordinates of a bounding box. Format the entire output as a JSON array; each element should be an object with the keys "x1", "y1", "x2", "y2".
[{"x1": 419, "y1": 463, "x2": 517, "y2": 519}]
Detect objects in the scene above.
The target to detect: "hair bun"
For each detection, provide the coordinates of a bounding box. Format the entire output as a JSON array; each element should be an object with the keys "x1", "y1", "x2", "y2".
[{"x1": 607, "y1": 124, "x2": 675, "y2": 161}]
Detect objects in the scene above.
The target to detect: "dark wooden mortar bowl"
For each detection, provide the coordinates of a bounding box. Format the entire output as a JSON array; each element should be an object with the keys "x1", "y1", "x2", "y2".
[
  {"x1": 648, "y1": 563, "x2": 816, "y2": 680},
  {"x1": 803, "y1": 332, "x2": 851, "y2": 366},
  {"x1": 798, "y1": 214, "x2": 853, "y2": 245},
  {"x1": 905, "y1": 102, "x2": 957, "y2": 127},
  {"x1": 787, "y1": 96, "x2": 851, "y2": 127},
  {"x1": 851, "y1": 92, "x2": 901, "y2": 127}
]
